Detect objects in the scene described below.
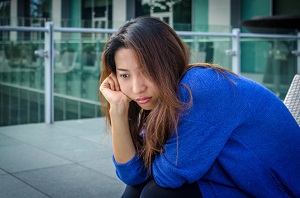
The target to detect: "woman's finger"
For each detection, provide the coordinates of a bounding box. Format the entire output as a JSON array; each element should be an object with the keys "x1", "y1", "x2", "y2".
[
  {"x1": 108, "y1": 73, "x2": 120, "y2": 91},
  {"x1": 107, "y1": 76, "x2": 116, "y2": 91},
  {"x1": 100, "y1": 73, "x2": 130, "y2": 104},
  {"x1": 100, "y1": 73, "x2": 120, "y2": 92}
]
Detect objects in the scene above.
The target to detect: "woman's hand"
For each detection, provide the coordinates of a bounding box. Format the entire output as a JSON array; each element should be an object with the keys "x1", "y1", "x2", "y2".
[
  {"x1": 100, "y1": 73, "x2": 136, "y2": 164},
  {"x1": 100, "y1": 73, "x2": 131, "y2": 106}
]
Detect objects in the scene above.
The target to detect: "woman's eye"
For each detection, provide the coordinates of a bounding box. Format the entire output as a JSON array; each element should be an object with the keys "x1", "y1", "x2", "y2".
[{"x1": 120, "y1": 74, "x2": 129, "y2": 78}]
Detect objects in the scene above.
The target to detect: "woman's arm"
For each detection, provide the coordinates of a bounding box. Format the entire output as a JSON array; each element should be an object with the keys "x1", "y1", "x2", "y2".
[
  {"x1": 100, "y1": 73, "x2": 135, "y2": 163},
  {"x1": 152, "y1": 68, "x2": 240, "y2": 188},
  {"x1": 100, "y1": 73, "x2": 149, "y2": 185},
  {"x1": 100, "y1": 74, "x2": 148, "y2": 185},
  {"x1": 110, "y1": 103, "x2": 136, "y2": 163}
]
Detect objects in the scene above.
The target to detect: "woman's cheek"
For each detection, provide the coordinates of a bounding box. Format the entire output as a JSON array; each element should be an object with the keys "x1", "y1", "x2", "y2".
[{"x1": 119, "y1": 82, "x2": 129, "y2": 94}]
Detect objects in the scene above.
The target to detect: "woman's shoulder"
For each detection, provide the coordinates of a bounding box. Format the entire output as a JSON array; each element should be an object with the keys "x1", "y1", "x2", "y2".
[
  {"x1": 179, "y1": 65, "x2": 284, "y2": 106},
  {"x1": 178, "y1": 66, "x2": 233, "y2": 103},
  {"x1": 180, "y1": 66, "x2": 236, "y2": 88},
  {"x1": 181, "y1": 65, "x2": 213, "y2": 78}
]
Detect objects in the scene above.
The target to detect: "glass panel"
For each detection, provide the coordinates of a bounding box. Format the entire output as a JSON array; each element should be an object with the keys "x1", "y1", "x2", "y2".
[
  {"x1": 240, "y1": 37, "x2": 297, "y2": 99},
  {"x1": 135, "y1": 0, "x2": 191, "y2": 31},
  {"x1": 0, "y1": 31, "x2": 45, "y2": 126},
  {"x1": 0, "y1": 30, "x2": 105, "y2": 126},
  {"x1": 53, "y1": 32, "x2": 105, "y2": 122},
  {"x1": 81, "y1": 0, "x2": 112, "y2": 29},
  {"x1": 1, "y1": 22, "x2": 297, "y2": 126},
  {"x1": 183, "y1": 35, "x2": 232, "y2": 70},
  {"x1": 0, "y1": 0, "x2": 10, "y2": 41}
]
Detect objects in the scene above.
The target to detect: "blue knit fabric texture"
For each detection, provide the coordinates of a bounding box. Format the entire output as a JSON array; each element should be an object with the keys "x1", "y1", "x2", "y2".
[{"x1": 113, "y1": 67, "x2": 300, "y2": 197}]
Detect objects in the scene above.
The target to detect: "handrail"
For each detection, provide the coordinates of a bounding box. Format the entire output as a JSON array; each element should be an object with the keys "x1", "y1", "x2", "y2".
[
  {"x1": 1, "y1": 26, "x2": 299, "y2": 39},
  {"x1": 0, "y1": 23, "x2": 299, "y2": 124},
  {"x1": 0, "y1": 26, "x2": 48, "y2": 32},
  {"x1": 0, "y1": 82, "x2": 100, "y2": 105},
  {"x1": 240, "y1": 33, "x2": 299, "y2": 39},
  {"x1": 54, "y1": 27, "x2": 117, "y2": 34},
  {"x1": 172, "y1": 31, "x2": 234, "y2": 37}
]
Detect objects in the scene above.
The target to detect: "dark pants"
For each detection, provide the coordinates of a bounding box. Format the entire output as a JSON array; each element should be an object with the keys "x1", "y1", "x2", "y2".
[{"x1": 121, "y1": 179, "x2": 203, "y2": 198}]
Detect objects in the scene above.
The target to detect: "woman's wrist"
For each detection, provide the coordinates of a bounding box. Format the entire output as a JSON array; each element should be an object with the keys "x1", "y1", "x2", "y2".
[{"x1": 109, "y1": 102, "x2": 129, "y2": 116}]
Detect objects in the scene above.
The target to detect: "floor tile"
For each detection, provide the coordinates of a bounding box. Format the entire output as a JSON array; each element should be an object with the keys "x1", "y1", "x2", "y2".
[
  {"x1": 2, "y1": 131, "x2": 111, "y2": 163},
  {"x1": 0, "y1": 174, "x2": 49, "y2": 198},
  {"x1": 0, "y1": 168, "x2": 7, "y2": 175},
  {"x1": 33, "y1": 135, "x2": 113, "y2": 163},
  {"x1": 0, "y1": 144, "x2": 71, "y2": 173},
  {"x1": 0, "y1": 133, "x2": 23, "y2": 147},
  {"x1": 14, "y1": 164, "x2": 125, "y2": 198},
  {"x1": 80, "y1": 158, "x2": 119, "y2": 180},
  {"x1": 0, "y1": 118, "x2": 125, "y2": 197},
  {"x1": 0, "y1": 124, "x2": 71, "y2": 146},
  {"x1": 79, "y1": 133, "x2": 112, "y2": 146},
  {"x1": 52, "y1": 118, "x2": 107, "y2": 139}
]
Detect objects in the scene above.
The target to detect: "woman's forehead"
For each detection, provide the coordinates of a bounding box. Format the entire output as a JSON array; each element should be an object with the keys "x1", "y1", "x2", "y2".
[{"x1": 115, "y1": 48, "x2": 142, "y2": 70}]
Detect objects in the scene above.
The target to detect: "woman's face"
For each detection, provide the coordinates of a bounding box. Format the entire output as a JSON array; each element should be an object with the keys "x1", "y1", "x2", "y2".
[{"x1": 114, "y1": 48, "x2": 159, "y2": 110}]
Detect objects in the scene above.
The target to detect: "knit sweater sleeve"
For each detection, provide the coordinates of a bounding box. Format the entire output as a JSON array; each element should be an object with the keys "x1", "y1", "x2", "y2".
[
  {"x1": 113, "y1": 153, "x2": 149, "y2": 185},
  {"x1": 152, "y1": 67, "x2": 244, "y2": 188},
  {"x1": 113, "y1": 67, "x2": 245, "y2": 187}
]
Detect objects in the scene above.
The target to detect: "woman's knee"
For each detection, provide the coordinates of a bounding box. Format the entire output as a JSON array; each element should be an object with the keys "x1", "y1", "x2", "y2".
[
  {"x1": 140, "y1": 180, "x2": 202, "y2": 198},
  {"x1": 140, "y1": 180, "x2": 165, "y2": 198}
]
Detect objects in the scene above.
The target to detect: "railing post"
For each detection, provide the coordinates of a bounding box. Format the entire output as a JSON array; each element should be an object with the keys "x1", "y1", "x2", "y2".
[
  {"x1": 44, "y1": 22, "x2": 54, "y2": 124},
  {"x1": 297, "y1": 32, "x2": 300, "y2": 74},
  {"x1": 232, "y1": 28, "x2": 241, "y2": 75}
]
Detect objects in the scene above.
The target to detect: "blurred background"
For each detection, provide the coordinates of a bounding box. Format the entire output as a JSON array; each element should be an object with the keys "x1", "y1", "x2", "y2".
[{"x1": 0, "y1": 0, "x2": 300, "y2": 126}]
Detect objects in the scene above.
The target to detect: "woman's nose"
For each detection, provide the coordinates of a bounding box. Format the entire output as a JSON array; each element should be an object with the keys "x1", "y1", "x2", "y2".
[{"x1": 132, "y1": 77, "x2": 146, "y2": 94}]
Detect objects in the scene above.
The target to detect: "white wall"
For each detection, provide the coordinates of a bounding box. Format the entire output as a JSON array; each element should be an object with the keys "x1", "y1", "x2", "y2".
[
  {"x1": 113, "y1": 0, "x2": 127, "y2": 28},
  {"x1": 10, "y1": 0, "x2": 17, "y2": 40},
  {"x1": 208, "y1": 0, "x2": 231, "y2": 69},
  {"x1": 208, "y1": 0, "x2": 231, "y2": 32},
  {"x1": 52, "y1": 0, "x2": 62, "y2": 39}
]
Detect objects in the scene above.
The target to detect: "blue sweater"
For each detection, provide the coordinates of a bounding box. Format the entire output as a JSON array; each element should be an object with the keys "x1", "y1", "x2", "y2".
[{"x1": 113, "y1": 67, "x2": 300, "y2": 197}]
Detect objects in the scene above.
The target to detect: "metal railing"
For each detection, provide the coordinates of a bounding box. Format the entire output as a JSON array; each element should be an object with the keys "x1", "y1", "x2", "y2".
[{"x1": 0, "y1": 22, "x2": 299, "y2": 124}]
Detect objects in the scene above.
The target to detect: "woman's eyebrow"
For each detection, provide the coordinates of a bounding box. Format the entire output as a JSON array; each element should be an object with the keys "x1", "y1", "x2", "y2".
[{"x1": 117, "y1": 68, "x2": 129, "y2": 71}]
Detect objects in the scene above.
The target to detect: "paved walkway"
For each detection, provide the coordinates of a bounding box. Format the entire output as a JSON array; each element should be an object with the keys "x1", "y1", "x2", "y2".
[{"x1": 0, "y1": 118, "x2": 125, "y2": 198}]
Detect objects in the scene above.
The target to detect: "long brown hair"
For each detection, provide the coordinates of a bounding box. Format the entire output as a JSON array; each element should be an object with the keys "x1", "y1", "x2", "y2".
[{"x1": 99, "y1": 16, "x2": 231, "y2": 171}]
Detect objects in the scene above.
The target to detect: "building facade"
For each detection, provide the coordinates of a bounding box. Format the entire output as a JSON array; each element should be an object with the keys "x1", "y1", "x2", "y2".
[
  {"x1": 2, "y1": 0, "x2": 300, "y2": 31},
  {"x1": 0, "y1": 0, "x2": 299, "y2": 126}
]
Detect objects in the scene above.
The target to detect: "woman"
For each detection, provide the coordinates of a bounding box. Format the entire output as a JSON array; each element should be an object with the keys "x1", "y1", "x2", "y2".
[{"x1": 99, "y1": 16, "x2": 300, "y2": 198}]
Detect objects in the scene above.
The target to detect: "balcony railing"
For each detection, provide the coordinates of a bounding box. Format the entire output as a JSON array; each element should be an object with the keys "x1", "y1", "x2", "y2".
[{"x1": 0, "y1": 22, "x2": 299, "y2": 126}]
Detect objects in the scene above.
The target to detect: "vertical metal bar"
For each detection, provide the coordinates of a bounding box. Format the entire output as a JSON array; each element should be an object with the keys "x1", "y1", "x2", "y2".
[
  {"x1": 232, "y1": 28, "x2": 241, "y2": 75},
  {"x1": 297, "y1": 32, "x2": 300, "y2": 74},
  {"x1": 17, "y1": 87, "x2": 20, "y2": 124},
  {"x1": 273, "y1": 40, "x2": 281, "y2": 96},
  {"x1": 0, "y1": 85, "x2": 2, "y2": 125},
  {"x1": 38, "y1": 93, "x2": 40, "y2": 122},
  {"x1": 27, "y1": 90, "x2": 30, "y2": 123},
  {"x1": 63, "y1": 99, "x2": 66, "y2": 120},
  {"x1": 78, "y1": 101, "x2": 81, "y2": 119},
  {"x1": 9, "y1": 86, "x2": 11, "y2": 125},
  {"x1": 45, "y1": 22, "x2": 54, "y2": 124}
]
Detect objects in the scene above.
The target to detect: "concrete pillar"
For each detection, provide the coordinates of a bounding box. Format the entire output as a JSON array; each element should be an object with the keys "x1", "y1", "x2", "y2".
[
  {"x1": 192, "y1": 0, "x2": 208, "y2": 32},
  {"x1": 70, "y1": 0, "x2": 81, "y2": 28},
  {"x1": 208, "y1": 0, "x2": 231, "y2": 32},
  {"x1": 126, "y1": 0, "x2": 135, "y2": 21},
  {"x1": 207, "y1": 0, "x2": 231, "y2": 70},
  {"x1": 10, "y1": 0, "x2": 17, "y2": 40},
  {"x1": 112, "y1": 0, "x2": 126, "y2": 28},
  {"x1": 52, "y1": 0, "x2": 62, "y2": 40}
]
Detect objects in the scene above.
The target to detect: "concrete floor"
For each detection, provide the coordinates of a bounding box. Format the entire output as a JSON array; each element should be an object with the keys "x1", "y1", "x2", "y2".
[{"x1": 0, "y1": 118, "x2": 125, "y2": 198}]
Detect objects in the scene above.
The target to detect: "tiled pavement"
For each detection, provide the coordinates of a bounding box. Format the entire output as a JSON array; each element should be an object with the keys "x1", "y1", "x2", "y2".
[{"x1": 0, "y1": 118, "x2": 125, "y2": 198}]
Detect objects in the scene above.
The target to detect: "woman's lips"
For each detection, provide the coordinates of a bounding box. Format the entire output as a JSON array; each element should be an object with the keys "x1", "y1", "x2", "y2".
[{"x1": 136, "y1": 97, "x2": 151, "y2": 104}]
